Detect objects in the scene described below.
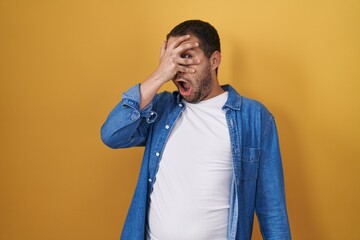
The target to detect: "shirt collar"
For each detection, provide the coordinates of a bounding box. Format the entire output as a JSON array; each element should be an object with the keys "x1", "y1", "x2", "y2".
[{"x1": 222, "y1": 84, "x2": 242, "y2": 110}]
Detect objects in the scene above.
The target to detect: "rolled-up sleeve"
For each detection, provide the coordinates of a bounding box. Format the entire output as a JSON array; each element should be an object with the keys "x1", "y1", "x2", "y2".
[{"x1": 101, "y1": 84, "x2": 158, "y2": 149}]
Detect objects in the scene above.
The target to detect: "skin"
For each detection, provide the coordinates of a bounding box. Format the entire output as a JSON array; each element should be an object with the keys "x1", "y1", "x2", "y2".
[{"x1": 139, "y1": 34, "x2": 223, "y2": 109}]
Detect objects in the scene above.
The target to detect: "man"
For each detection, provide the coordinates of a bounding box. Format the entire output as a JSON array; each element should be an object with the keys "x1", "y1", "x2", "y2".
[{"x1": 101, "y1": 20, "x2": 291, "y2": 240}]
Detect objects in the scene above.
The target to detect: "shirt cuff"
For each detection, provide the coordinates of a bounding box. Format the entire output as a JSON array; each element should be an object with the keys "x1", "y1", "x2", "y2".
[{"x1": 121, "y1": 83, "x2": 157, "y2": 123}]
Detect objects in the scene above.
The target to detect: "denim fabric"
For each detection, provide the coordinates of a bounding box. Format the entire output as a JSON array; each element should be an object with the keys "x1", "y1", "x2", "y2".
[{"x1": 101, "y1": 84, "x2": 291, "y2": 240}]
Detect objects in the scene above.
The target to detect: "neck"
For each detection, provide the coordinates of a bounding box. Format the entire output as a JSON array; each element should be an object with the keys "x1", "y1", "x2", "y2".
[{"x1": 204, "y1": 79, "x2": 225, "y2": 100}]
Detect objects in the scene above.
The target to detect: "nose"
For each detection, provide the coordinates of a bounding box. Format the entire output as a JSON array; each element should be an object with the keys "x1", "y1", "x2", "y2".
[
  {"x1": 174, "y1": 72, "x2": 180, "y2": 80},
  {"x1": 176, "y1": 72, "x2": 186, "y2": 77}
]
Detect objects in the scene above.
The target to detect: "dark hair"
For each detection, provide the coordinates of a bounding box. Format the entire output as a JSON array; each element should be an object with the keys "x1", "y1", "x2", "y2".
[{"x1": 166, "y1": 20, "x2": 221, "y2": 59}]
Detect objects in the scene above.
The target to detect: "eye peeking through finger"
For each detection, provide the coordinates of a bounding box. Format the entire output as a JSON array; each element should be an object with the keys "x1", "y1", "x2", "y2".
[{"x1": 181, "y1": 53, "x2": 192, "y2": 59}]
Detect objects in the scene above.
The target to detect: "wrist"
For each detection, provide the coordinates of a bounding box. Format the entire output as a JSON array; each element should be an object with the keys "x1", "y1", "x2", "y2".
[{"x1": 147, "y1": 70, "x2": 169, "y2": 86}]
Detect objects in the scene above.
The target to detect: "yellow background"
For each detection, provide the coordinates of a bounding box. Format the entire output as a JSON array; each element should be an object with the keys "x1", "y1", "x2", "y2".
[{"x1": 1, "y1": 0, "x2": 359, "y2": 239}]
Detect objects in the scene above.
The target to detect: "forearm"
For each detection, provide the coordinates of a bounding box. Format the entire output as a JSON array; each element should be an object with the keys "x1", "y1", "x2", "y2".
[{"x1": 140, "y1": 71, "x2": 167, "y2": 110}]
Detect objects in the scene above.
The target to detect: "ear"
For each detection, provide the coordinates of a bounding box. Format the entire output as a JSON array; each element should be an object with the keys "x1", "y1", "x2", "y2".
[{"x1": 210, "y1": 51, "x2": 221, "y2": 70}]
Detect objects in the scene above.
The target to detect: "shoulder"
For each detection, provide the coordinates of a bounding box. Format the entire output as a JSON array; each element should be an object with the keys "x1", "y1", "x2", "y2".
[
  {"x1": 240, "y1": 97, "x2": 275, "y2": 134},
  {"x1": 224, "y1": 84, "x2": 273, "y2": 119},
  {"x1": 156, "y1": 90, "x2": 179, "y2": 101},
  {"x1": 241, "y1": 96, "x2": 272, "y2": 117},
  {"x1": 154, "y1": 90, "x2": 180, "y2": 106},
  {"x1": 151, "y1": 90, "x2": 182, "y2": 116}
]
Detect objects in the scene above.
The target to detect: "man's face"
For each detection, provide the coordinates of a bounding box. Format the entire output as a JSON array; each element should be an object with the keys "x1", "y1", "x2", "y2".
[{"x1": 168, "y1": 35, "x2": 216, "y2": 103}]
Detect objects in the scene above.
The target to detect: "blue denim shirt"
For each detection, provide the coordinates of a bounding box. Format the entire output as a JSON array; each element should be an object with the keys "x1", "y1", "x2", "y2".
[{"x1": 101, "y1": 84, "x2": 291, "y2": 240}]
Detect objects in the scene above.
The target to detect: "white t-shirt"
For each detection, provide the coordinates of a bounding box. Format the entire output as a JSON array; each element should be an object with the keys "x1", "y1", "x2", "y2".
[{"x1": 147, "y1": 92, "x2": 233, "y2": 240}]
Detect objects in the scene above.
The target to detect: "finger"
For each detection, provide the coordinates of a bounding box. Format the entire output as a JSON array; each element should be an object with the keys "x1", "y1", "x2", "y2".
[
  {"x1": 167, "y1": 34, "x2": 191, "y2": 49},
  {"x1": 177, "y1": 57, "x2": 200, "y2": 66},
  {"x1": 160, "y1": 40, "x2": 167, "y2": 59},
  {"x1": 178, "y1": 66, "x2": 196, "y2": 73},
  {"x1": 175, "y1": 42, "x2": 199, "y2": 55}
]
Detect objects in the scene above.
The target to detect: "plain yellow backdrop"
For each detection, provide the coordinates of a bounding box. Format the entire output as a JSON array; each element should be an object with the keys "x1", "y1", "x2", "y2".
[{"x1": 1, "y1": 0, "x2": 359, "y2": 239}]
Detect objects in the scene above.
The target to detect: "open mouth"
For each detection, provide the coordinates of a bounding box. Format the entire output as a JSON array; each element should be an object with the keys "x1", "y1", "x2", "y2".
[{"x1": 175, "y1": 79, "x2": 192, "y2": 96}]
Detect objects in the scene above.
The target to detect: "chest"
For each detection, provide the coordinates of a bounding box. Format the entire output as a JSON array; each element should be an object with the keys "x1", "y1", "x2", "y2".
[{"x1": 167, "y1": 105, "x2": 231, "y2": 159}]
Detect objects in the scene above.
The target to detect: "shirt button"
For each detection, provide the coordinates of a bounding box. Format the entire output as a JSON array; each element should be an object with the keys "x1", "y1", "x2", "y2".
[
  {"x1": 130, "y1": 112, "x2": 140, "y2": 120},
  {"x1": 148, "y1": 178, "x2": 152, "y2": 183},
  {"x1": 165, "y1": 125, "x2": 170, "y2": 129},
  {"x1": 155, "y1": 152, "x2": 160, "y2": 157},
  {"x1": 179, "y1": 103, "x2": 183, "y2": 107}
]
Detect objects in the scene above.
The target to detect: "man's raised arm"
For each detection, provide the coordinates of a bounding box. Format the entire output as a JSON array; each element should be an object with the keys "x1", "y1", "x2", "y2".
[{"x1": 101, "y1": 35, "x2": 200, "y2": 148}]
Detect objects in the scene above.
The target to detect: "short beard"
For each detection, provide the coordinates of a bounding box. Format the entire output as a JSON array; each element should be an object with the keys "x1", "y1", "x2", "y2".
[{"x1": 185, "y1": 65, "x2": 213, "y2": 103}]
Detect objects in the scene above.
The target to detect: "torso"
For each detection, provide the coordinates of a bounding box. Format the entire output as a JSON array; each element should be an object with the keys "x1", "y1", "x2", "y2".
[{"x1": 147, "y1": 92, "x2": 233, "y2": 240}]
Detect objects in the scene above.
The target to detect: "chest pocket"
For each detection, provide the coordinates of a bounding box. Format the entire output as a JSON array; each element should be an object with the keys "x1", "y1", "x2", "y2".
[{"x1": 241, "y1": 147, "x2": 261, "y2": 182}]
